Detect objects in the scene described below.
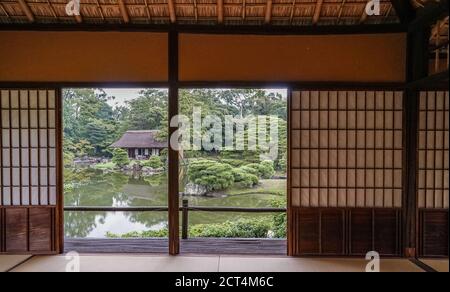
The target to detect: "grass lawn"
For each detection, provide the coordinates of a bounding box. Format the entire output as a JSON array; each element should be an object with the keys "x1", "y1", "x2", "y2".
[
  {"x1": 93, "y1": 162, "x2": 116, "y2": 170},
  {"x1": 227, "y1": 179, "x2": 286, "y2": 196}
]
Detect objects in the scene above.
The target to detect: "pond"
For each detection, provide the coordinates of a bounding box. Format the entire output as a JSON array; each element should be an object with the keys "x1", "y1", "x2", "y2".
[{"x1": 64, "y1": 169, "x2": 286, "y2": 238}]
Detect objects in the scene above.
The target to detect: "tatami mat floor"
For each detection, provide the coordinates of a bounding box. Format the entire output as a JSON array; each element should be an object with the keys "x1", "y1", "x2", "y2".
[{"x1": 1, "y1": 254, "x2": 443, "y2": 272}]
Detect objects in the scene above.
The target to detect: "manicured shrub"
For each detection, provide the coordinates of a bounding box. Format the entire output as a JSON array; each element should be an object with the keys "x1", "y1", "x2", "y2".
[
  {"x1": 142, "y1": 155, "x2": 164, "y2": 169},
  {"x1": 189, "y1": 218, "x2": 272, "y2": 238},
  {"x1": 259, "y1": 160, "x2": 276, "y2": 179},
  {"x1": 271, "y1": 197, "x2": 287, "y2": 238},
  {"x1": 106, "y1": 216, "x2": 285, "y2": 239},
  {"x1": 111, "y1": 148, "x2": 130, "y2": 167},
  {"x1": 187, "y1": 159, "x2": 235, "y2": 191},
  {"x1": 242, "y1": 161, "x2": 275, "y2": 179},
  {"x1": 232, "y1": 168, "x2": 259, "y2": 187},
  {"x1": 238, "y1": 165, "x2": 260, "y2": 177},
  {"x1": 218, "y1": 158, "x2": 247, "y2": 168}
]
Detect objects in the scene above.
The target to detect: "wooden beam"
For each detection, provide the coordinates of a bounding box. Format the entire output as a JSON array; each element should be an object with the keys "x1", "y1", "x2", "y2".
[
  {"x1": 360, "y1": 0, "x2": 370, "y2": 24},
  {"x1": 74, "y1": 14, "x2": 83, "y2": 23},
  {"x1": 403, "y1": 26, "x2": 431, "y2": 258},
  {"x1": 118, "y1": 0, "x2": 130, "y2": 24},
  {"x1": 0, "y1": 23, "x2": 408, "y2": 35},
  {"x1": 193, "y1": 0, "x2": 198, "y2": 22},
  {"x1": 289, "y1": 0, "x2": 296, "y2": 24},
  {"x1": 168, "y1": 30, "x2": 179, "y2": 255},
  {"x1": 406, "y1": 69, "x2": 449, "y2": 90},
  {"x1": 337, "y1": 0, "x2": 347, "y2": 23},
  {"x1": 390, "y1": 0, "x2": 416, "y2": 24},
  {"x1": 17, "y1": 0, "x2": 34, "y2": 23},
  {"x1": 96, "y1": 0, "x2": 105, "y2": 21},
  {"x1": 46, "y1": 0, "x2": 58, "y2": 19},
  {"x1": 409, "y1": 0, "x2": 449, "y2": 33},
  {"x1": 168, "y1": 0, "x2": 176, "y2": 23},
  {"x1": 0, "y1": 3, "x2": 10, "y2": 18},
  {"x1": 143, "y1": 0, "x2": 151, "y2": 22},
  {"x1": 313, "y1": 0, "x2": 324, "y2": 25},
  {"x1": 265, "y1": 0, "x2": 273, "y2": 24},
  {"x1": 218, "y1": 0, "x2": 224, "y2": 24}
]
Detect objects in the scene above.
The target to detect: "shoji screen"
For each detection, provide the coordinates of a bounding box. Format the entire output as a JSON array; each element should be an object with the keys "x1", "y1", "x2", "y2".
[
  {"x1": 0, "y1": 89, "x2": 61, "y2": 254},
  {"x1": 418, "y1": 91, "x2": 449, "y2": 257},
  {"x1": 289, "y1": 90, "x2": 403, "y2": 256}
]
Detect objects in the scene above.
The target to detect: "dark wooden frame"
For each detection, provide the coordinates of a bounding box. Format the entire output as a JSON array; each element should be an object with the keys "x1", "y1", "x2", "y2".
[{"x1": 0, "y1": 23, "x2": 408, "y2": 35}]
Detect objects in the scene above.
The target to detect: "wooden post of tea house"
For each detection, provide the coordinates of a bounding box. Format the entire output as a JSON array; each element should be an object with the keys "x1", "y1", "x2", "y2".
[{"x1": 168, "y1": 30, "x2": 180, "y2": 255}]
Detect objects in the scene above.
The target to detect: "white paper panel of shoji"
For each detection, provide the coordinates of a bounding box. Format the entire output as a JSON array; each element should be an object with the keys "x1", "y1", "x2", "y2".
[
  {"x1": 291, "y1": 91, "x2": 403, "y2": 208},
  {"x1": 418, "y1": 91, "x2": 449, "y2": 209},
  {"x1": 0, "y1": 89, "x2": 57, "y2": 206}
]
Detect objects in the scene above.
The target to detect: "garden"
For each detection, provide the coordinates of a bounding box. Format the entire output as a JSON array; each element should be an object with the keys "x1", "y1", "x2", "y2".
[{"x1": 63, "y1": 88, "x2": 287, "y2": 239}]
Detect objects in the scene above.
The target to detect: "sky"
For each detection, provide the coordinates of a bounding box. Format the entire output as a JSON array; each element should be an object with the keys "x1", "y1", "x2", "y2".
[{"x1": 101, "y1": 88, "x2": 288, "y2": 108}]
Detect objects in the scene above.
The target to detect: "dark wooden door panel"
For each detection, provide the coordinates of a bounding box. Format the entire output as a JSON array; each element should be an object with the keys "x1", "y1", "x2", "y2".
[
  {"x1": 0, "y1": 207, "x2": 57, "y2": 253},
  {"x1": 4, "y1": 208, "x2": 28, "y2": 253},
  {"x1": 374, "y1": 209, "x2": 400, "y2": 256},
  {"x1": 29, "y1": 208, "x2": 53, "y2": 252},
  {"x1": 291, "y1": 207, "x2": 401, "y2": 256},
  {"x1": 419, "y1": 210, "x2": 449, "y2": 257},
  {"x1": 321, "y1": 209, "x2": 345, "y2": 255},
  {"x1": 297, "y1": 209, "x2": 320, "y2": 255},
  {"x1": 349, "y1": 209, "x2": 373, "y2": 256}
]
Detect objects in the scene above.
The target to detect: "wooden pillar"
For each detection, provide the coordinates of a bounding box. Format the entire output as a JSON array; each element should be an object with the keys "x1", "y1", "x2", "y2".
[
  {"x1": 403, "y1": 26, "x2": 430, "y2": 258},
  {"x1": 168, "y1": 30, "x2": 180, "y2": 255}
]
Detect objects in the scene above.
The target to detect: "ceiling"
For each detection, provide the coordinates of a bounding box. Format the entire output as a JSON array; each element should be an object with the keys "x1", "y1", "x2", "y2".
[{"x1": 0, "y1": 0, "x2": 402, "y2": 26}]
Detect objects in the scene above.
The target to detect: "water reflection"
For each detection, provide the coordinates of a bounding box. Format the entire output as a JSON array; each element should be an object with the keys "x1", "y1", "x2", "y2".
[{"x1": 64, "y1": 169, "x2": 284, "y2": 238}]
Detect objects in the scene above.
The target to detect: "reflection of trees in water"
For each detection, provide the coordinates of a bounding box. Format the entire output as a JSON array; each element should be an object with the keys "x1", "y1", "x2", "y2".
[
  {"x1": 127, "y1": 212, "x2": 168, "y2": 230},
  {"x1": 65, "y1": 168, "x2": 169, "y2": 237},
  {"x1": 64, "y1": 211, "x2": 107, "y2": 238}
]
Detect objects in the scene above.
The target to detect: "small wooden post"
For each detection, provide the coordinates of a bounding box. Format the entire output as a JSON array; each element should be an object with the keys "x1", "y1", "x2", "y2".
[{"x1": 182, "y1": 199, "x2": 189, "y2": 240}]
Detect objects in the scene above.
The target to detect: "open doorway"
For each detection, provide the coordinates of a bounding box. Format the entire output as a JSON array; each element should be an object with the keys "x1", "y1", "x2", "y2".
[
  {"x1": 177, "y1": 88, "x2": 288, "y2": 253},
  {"x1": 62, "y1": 87, "x2": 287, "y2": 254},
  {"x1": 62, "y1": 88, "x2": 169, "y2": 251}
]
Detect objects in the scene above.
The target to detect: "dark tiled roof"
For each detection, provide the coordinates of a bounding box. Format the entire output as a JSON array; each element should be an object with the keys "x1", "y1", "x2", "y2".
[{"x1": 111, "y1": 130, "x2": 167, "y2": 149}]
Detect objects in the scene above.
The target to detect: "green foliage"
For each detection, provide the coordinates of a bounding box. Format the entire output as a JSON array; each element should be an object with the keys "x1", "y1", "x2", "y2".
[
  {"x1": 126, "y1": 89, "x2": 168, "y2": 132},
  {"x1": 270, "y1": 197, "x2": 287, "y2": 238},
  {"x1": 218, "y1": 158, "x2": 247, "y2": 168},
  {"x1": 187, "y1": 159, "x2": 235, "y2": 191},
  {"x1": 190, "y1": 218, "x2": 272, "y2": 238},
  {"x1": 259, "y1": 161, "x2": 276, "y2": 179},
  {"x1": 63, "y1": 88, "x2": 168, "y2": 158},
  {"x1": 64, "y1": 152, "x2": 75, "y2": 167},
  {"x1": 238, "y1": 165, "x2": 260, "y2": 177},
  {"x1": 108, "y1": 218, "x2": 273, "y2": 239},
  {"x1": 106, "y1": 229, "x2": 168, "y2": 238},
  {"x1": 112, "y1": 148, "x2": 130, "y2": 167},
  {"x1": 232, "y1": 168, "x2": 259, "y2": 187},
  {"x1": 93, "y1": 162, "x2": 116, "y2": 170},
  {"x1": 142, "y1": 155, "x2": 164, "y2": 169},
  {"x1": 239, "y1": 161, "x2": 275, "y2": 179}
]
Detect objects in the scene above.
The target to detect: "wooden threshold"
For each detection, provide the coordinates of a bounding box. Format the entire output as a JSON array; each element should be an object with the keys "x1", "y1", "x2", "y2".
[{"x1": 64, "y1": 238, "x2": 287, "y2": 256}]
